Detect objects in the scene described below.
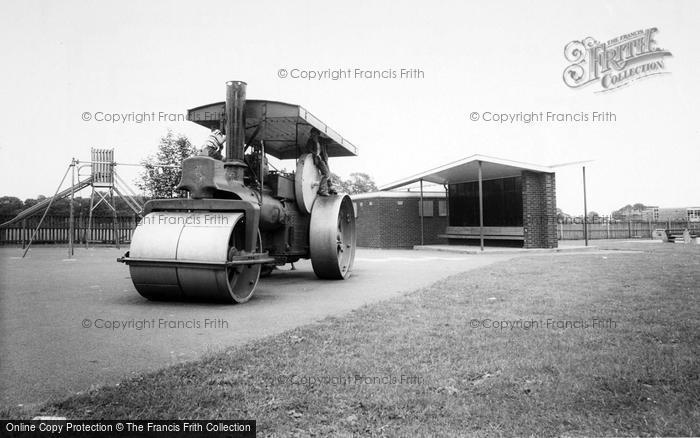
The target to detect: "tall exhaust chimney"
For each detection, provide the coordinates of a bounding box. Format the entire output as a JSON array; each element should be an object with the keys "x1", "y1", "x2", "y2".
[{"x1": 224, "y1": 80, "x2": 247, "y2": 180}]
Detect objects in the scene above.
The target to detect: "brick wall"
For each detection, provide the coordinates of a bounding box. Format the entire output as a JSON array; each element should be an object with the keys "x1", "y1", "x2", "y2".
[
  {"x1": 352, "y1": 196, "x2": 447, "y2": 248},
  {"x1": 522, "y1": 171, "x2": 557, "y2": 248}
]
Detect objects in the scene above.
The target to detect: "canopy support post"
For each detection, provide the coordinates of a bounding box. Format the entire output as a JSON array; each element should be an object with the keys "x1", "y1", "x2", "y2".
[
  {"x1": 419, "y1": 178, "x2": 424, "y2": 246},
  {"x1": 583, "y1": 165, "x2": 588, "y2": 246},
  {"x1": 478, "y1": 160, "x2": 484, "y2": 252}
]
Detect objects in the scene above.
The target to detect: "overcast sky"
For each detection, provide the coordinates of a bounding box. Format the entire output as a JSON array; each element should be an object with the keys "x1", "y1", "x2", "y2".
[{"x1": 0, "y1": 0, "x2": 697, "y2": 215}]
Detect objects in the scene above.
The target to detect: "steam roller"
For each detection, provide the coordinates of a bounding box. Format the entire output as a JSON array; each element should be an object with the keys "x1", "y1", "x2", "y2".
[{"x1": 118, "y1": 80, "x2": 357, "y2": 303}]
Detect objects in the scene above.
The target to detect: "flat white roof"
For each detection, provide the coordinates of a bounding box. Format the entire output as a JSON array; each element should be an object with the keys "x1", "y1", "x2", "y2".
[{"x1": 380, "y1": 154, "x2": 554, "y2": 190}]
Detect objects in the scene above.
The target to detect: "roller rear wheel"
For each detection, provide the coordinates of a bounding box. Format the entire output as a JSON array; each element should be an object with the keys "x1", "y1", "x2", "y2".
[{"x1": 309, "y1": 195, "x2": 356, "y2": 279}]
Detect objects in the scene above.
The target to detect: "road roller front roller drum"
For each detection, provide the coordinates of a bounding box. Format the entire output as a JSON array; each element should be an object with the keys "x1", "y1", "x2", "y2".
[{"x1": 126, "y1": 212, "x2": 262, "y2": 303}]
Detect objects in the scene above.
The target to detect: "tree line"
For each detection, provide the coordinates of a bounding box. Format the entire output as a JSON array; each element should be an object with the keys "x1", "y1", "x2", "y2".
[{"x1": 0, "y1": 195, "x2": 143, "y2": 218}]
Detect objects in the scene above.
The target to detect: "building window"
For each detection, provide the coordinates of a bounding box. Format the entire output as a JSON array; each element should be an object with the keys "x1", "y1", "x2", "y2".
[
  {"x1": 419, "y1": 200, "x2": 434, "y2": 217},
  {"x1": 397, "y1": 201, "x2": 403, "y2": 206},
  {"x1": 352, "y1": 202, "x2": 358, "y2": 218},
  {"x1": 438, "y1": 200, "x2": 447, "y2": 217},
  {"x1": 688, "y1": 208, "x2": 700, "y2": 222},
  {"x1": 448, "y1": 176, "x2": 523, "y2": 226}
]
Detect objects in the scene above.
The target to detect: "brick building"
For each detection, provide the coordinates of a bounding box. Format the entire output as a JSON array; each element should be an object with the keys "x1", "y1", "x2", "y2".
[
  {"x1": 351, "y1": 192, "x2": 447, "y2": 248},
  {"x1": 658, "y1": 207, "x2": 700, "y2": 222},
  {"x1": 619, "y1": 206, "x2": 700, "y2": 222},
  {"x1": 357, "y1": 155, "x2": 558, "y2": 249}
]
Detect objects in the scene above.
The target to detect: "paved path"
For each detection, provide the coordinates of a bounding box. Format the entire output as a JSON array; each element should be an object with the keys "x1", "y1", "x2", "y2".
[{"x1": 0, "y1": 246, "x2": 513, "y2": 407}]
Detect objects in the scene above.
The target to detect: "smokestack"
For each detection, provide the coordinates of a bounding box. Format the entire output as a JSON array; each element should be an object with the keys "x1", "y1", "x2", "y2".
[{"x1": 225, "y1": 80, "x2": 247, "y2": 164}]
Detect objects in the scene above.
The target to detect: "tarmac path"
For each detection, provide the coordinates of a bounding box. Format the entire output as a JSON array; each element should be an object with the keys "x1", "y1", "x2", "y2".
[{"x1": 0, "y1": 246, "x2": 512, "y2": 407}]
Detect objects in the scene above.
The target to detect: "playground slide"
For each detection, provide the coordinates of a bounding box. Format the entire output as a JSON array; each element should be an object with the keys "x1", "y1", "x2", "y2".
[{"x1": 0, "y1": 176, "x2": 94, "y2": 228}]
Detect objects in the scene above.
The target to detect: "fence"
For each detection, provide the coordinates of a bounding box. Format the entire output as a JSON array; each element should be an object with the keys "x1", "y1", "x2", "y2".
[
  {"x1": 558, "y1": 220, "x2": 700, "y2": 240},
  {"x1": 3, "y1": 215, "x2": 699, "y2": 245},
  {"x1": 0, "y1": 215, "x2": 139, "y2": 245}
]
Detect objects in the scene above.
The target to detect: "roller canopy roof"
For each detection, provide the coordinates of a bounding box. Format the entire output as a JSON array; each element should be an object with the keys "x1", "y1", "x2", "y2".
[
  {"x1": 380, "y1": 155, "x2": 554, "y2": 190},
  {"x1": 188, "y1": 100, "x2": 358, "y2": 160}
]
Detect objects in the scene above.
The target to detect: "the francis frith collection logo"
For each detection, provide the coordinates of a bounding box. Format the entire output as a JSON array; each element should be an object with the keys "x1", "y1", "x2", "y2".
[{"x1": 563, "y1": 28, "x2": 672, "y2": 92}]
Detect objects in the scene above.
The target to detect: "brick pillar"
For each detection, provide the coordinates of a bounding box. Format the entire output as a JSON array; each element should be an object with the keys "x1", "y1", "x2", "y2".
[
  {"x1": 543, "y1": 173, "x2": 557, "y2": 248},
  {"x1": 522, "y1": 171, "x2": 558, "y2": 248}
]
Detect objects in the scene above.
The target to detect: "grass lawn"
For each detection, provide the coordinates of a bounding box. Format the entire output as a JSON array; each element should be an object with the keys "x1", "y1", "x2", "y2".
[{"x1": 5, "y1": 242, "x2": 700, "y2": 436}]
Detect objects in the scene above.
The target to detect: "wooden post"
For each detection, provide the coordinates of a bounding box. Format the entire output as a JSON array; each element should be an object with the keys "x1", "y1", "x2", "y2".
[
  {"x1": 86, "y1": 190, "x2": 94, "y2": 248},
  {"x1": 111, "y1": 189, "x2": 120, "y2": 249},
  {"x1": 21, "y1": 219, "x2": 26, "y2": 249},
  {"x1": 478, "y1": 160, "x2": 484, "y2": 251},
  {"x1": 78, "y1": 212, "x2": 83, "y2": 245}
]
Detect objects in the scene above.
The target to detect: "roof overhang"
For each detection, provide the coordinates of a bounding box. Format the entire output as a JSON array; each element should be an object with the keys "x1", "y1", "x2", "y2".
[
  {"x1": 187, "y1": 100, "x2": 358, "y2": 160},
  {"x1": 380, "y1": 155, "x2": 554, "y2": 190}
]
